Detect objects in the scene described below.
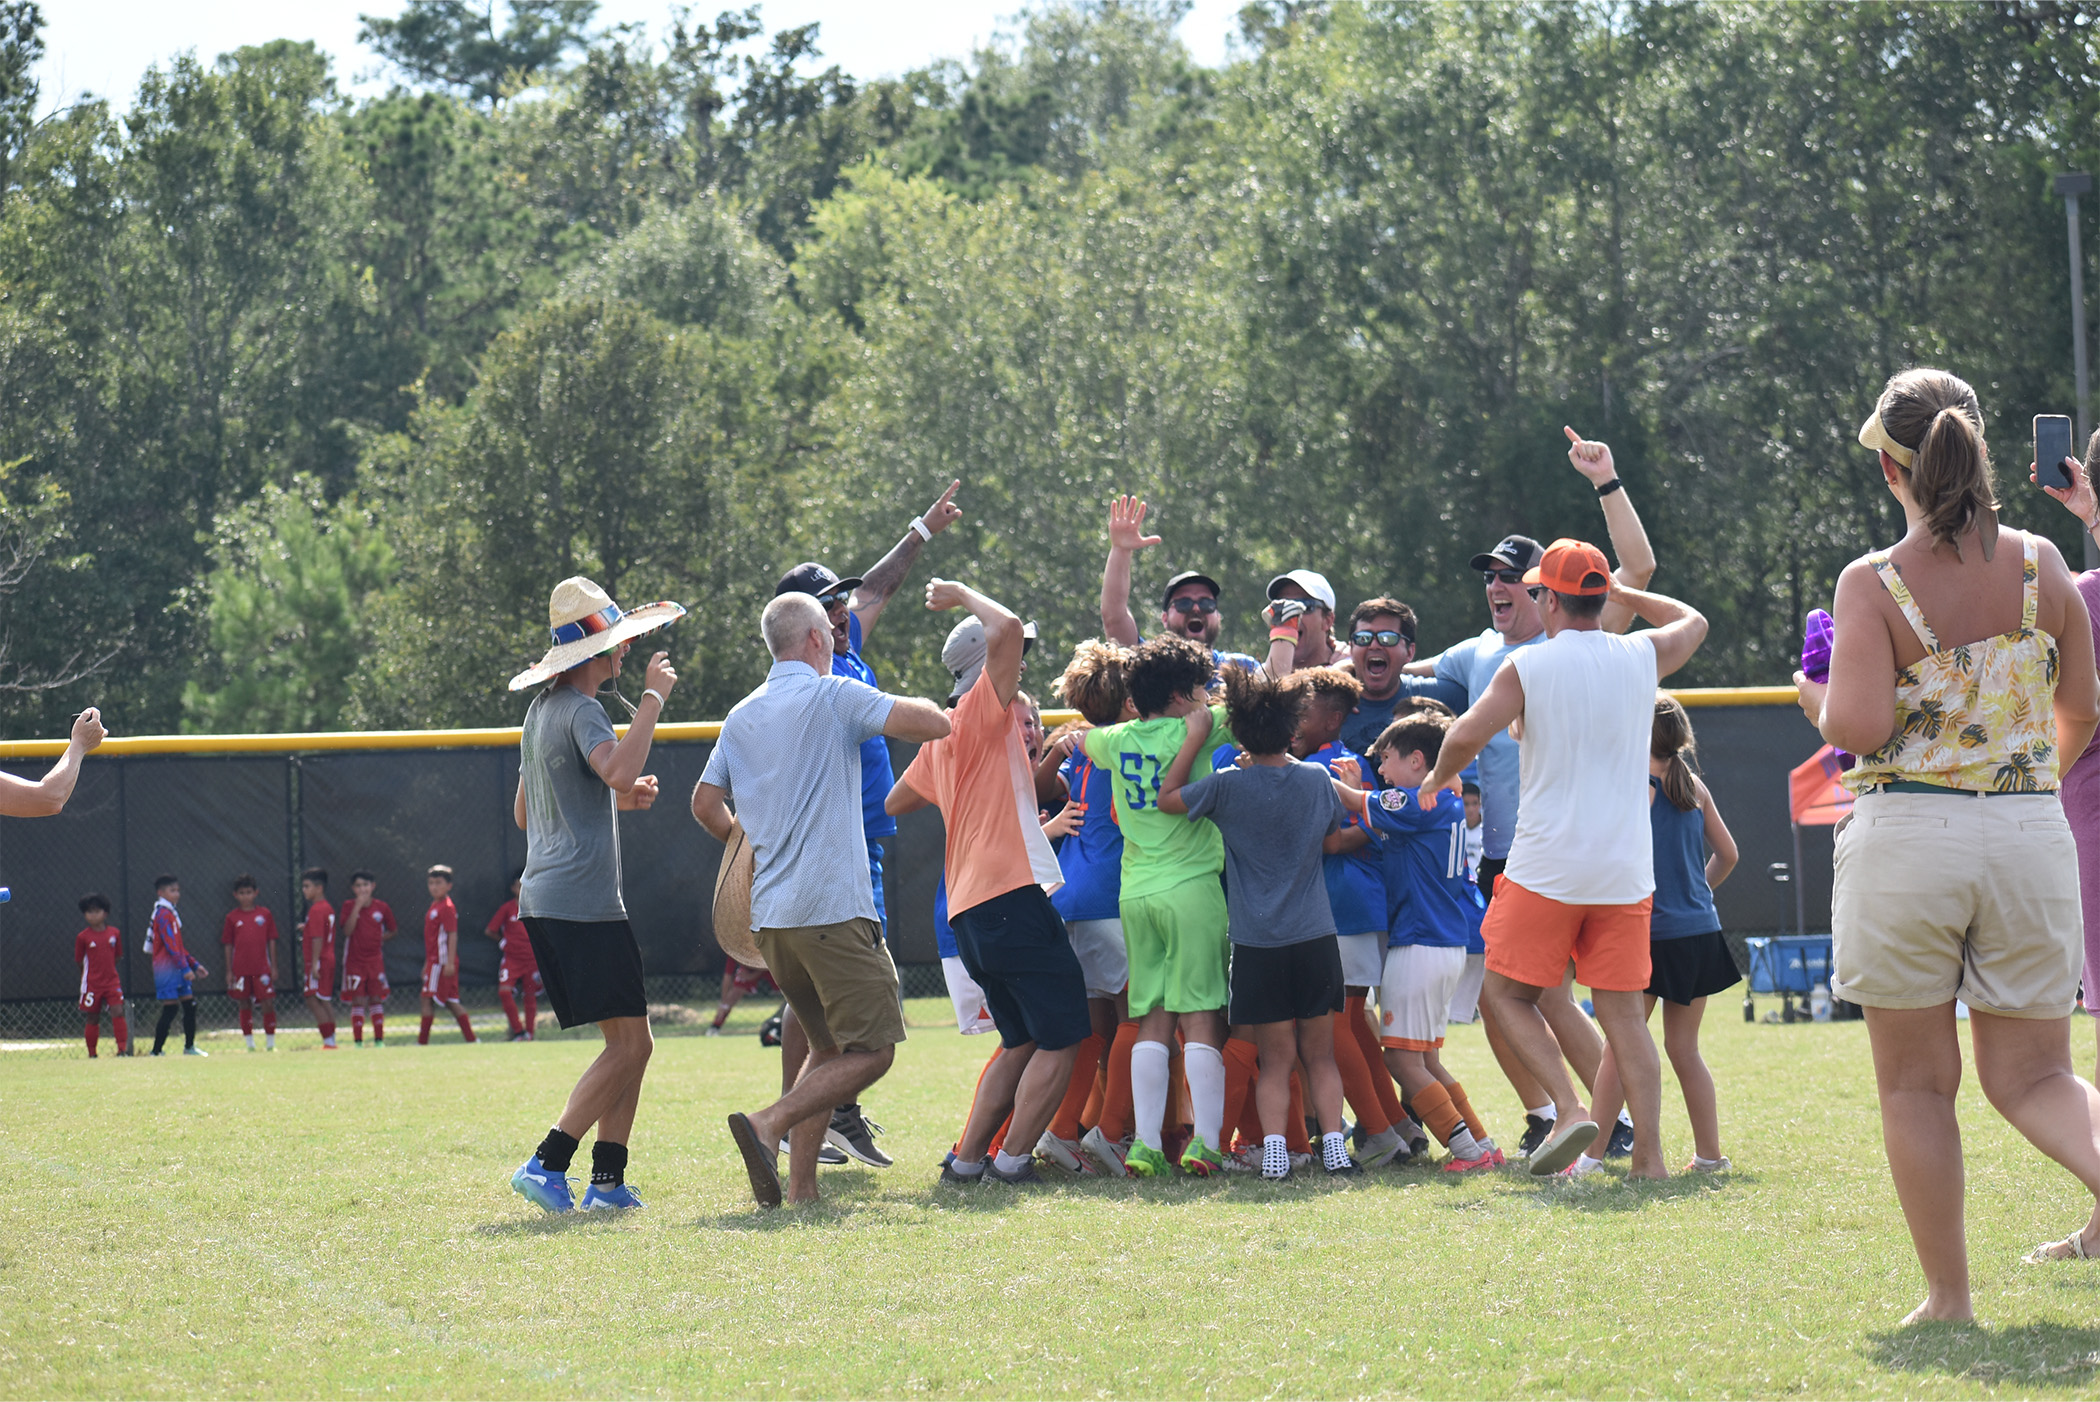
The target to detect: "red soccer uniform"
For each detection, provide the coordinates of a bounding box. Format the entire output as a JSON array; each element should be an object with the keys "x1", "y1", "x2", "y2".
[
  {"x1": 421, "y1": 896, "x2": 459, "y2": 1001},
  {"x1": 339, "y1": 897, "x2": 393, "y2": 1001},
  {"x1": 76, "y1": 925, "x2": 124, "y2": 1011},
  {"x1": 221, "y1": 907, "x2": 279, "y2": 997},
  {"x1": 301, "y1": 898, "x2": 336, "y2": 997},
  {"x1": 487, "y1": 899, "x2": 536, "y2": 980}
]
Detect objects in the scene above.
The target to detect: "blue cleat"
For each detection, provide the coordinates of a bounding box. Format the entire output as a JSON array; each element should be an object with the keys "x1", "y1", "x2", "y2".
[
  {"x1": 511, "y1": 1156, "x2": 573, "y2": 1214},
  {"x1": 580, "y1": 1182, "x2": 644, "y2": 1211}
]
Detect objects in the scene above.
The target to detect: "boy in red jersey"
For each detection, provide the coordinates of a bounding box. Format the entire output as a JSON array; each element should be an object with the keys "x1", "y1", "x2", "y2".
[
  {"x1": 146, "y1": 876, "x2": 209, "y2": 1056},
  {"x1": 338, "y1": 870, "x2": 396, "y2": 1046},
  {"x1": 419, "y1": 865, "x2": 478, "y2": 1044},
  {"x1": 300, "y1": 868, "x2": 339, "y2": 1049},
  {"x1": 75, "y1": 893, "x2": 128, "y2": 1057},
  {"x1": 485, "y1": 873, "x2": 541, "y2": 1041},
  {"x1": 221, "y1": 874, "x2": 280, "y2": 1052}
]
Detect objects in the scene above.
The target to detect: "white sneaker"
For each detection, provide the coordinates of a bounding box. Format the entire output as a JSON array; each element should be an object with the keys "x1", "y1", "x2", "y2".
[{"x1": 1035, "y1": 1130, "x2": 1091, "y2": 1174}]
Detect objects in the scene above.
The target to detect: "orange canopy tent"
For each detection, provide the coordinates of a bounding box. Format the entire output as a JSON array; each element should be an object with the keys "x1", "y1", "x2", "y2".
[{"x1": 1782, "y1": 745, "x2": 1852, "y2": 933}]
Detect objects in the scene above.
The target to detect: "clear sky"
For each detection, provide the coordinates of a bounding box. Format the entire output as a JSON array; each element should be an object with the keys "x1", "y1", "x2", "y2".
[{"x1": 36, "y1": 0, "x2": 1245, "y2": 115}]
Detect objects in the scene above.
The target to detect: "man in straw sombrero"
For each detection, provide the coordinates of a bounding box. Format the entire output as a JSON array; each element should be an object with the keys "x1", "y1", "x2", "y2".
[
  {"x1": 506, "y1": 576, "x2": 684, "y2": 1214},
  {"x1": 693, "y1": 590, "x2": 952, "y2": 1208}
]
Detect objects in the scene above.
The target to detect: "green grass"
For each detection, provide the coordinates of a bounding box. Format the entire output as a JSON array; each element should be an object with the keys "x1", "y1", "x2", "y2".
[{"x1": 7, "y1": 999, "x2": 2100, "y2": 1398}]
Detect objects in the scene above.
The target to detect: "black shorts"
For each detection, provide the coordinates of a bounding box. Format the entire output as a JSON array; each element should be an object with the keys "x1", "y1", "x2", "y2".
[
  {"x1": 1229, "y1": 935, "x2": 1345, "y2": 1025},
  {"x1": 1647, "y1": 930, "x2": 1742, "y2": 1006},
  {"x1": 522, "y1": 917, "x2": 647, "y2": 1028},
  {"x1": 951, "y1": 884, "x2": 1092, "y2": 1052},
  {"x1": 1478, "y1": 857, "x2": 1506, "y2": 906}
]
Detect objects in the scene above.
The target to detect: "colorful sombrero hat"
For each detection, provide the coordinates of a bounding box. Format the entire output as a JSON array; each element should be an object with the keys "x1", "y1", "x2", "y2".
[{"x1": 507, "y1": 576, "x2": 686, "y2": 691}]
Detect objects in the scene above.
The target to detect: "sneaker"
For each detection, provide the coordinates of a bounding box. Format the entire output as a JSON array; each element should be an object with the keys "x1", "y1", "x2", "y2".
[
  {"x1": 182, "y1": 1047, "x2": 208, "y2": 1057},
  {"x1": 985, "y1": 1157, "x2": 1045, "y2": 1186},
  {"x1": 1479, "y1": 1139, "x2": 1508, "y2": 1168},
  {"x1": 1685, "y1": 1155, "x2": 1732, "y2": 1173},
  {"x1": 705, "y1": 1025, "x2": 723, "y2": 1037},
  {"x1": 1180, "y1": 1136, "x2": 1227, "y2": 1178},
  {"x1": 1324, "y1": 1155, "x2": 1364, "y2": 1177},
  {"x1": 1125, "y1": 1142, "x2": 1171, "y2": 1179},
  {"x1": 580, "y1": 1182, "x2": 644, "y2": 1210},
  {"x1": 1224, "y1": 1145, "x2": 1262, "y2": 1174},
  {"x1": 827, "y1": 1103, "x2": 893, "y2": 1168},
  {"x1": 1399, "y1": 1116, "x2": 1431, "y2": 1158},
  {"x1": 1518, "y1": 1113, "x2": 1554, "y2": 1158},
  {"x1": 1035, "y1": 1130, "x2": 1093, "y2": 1174},
  {"x1": 1079, "y1": 1126, "x2": 1131, "y2": 1177},
  {"x1": 511, "y1": 1156, "x2": 574, "y2": 1213},
  {"x1": 939, "y1": 1154, "x2": 987, "y2": 1185},
  {"x1": 507, "y1": 1031, "x2": 527, "y2": 1042},
  {"x1": 1604, "y1": 1120, "x2": 1635, "y2": 1159},
  {"x1": 1562, "y1": 1155, "x2": 1607, "y2": 1178},
  {"x1": 758, "y1": 1010, "x2": 784, "y2": 1047},
  {"x1": 1442, "y1": 1150, "x2": 1498, "y2": 1174},
  {"x1": 778, "y1": 1136, "x2": 849, "y2": 1166},
  {"x1": 1356, "y1": 1125, "x2": 1408, "y2": 1168}
]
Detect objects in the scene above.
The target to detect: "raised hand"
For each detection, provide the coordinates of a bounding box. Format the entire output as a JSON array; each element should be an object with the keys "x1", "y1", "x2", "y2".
[
  {"x1": 921, "y1": 480, "x2": 963, "y2": 535},
  {"x1": 925, "y1": 578, "x2": 970, "y2": 612},
  {"x1": 619, "y1": 774, "x2": 661, "y2": 811},
  {"x1": 2031, "y1": 454, "x2": 2098, "y2": 529},
  {"x1": 1108, "y1": 494, "x2": 1162, "y2": 553},
  {"x1": 71, "y1": 707, "x2": 106, "y2": 750},
  {"x1": 1330, "y1": 755, "x2": 1362, "y2": 788},
  {"x1": 644, "y1": 652, "x2": 678, "y2": 700},
  {"x1": 1263, "y1": 597, "x2": 1307, "y2": 633},
  {"x1": 1564, "y1": 425, "x2": 1616, "y2": 484}
]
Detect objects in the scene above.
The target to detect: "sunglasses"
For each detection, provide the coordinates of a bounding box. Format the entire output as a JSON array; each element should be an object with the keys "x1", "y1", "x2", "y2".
[
  {"x1": 816, "y1": 589, "x2": 852, "y2": 609},
  {"x1": 1481, "y1": 569, "x2": 1525, "y2": 585},
  {"x1": 1351, "y1": 629, "x2": 1411, "y2": 649},
  {"x1": 1526, "y1": 586, "x2": 1543, "y2": 601},
  {"x1": 1168, "y1": 597, "x2": 1219, "y2": 616}
]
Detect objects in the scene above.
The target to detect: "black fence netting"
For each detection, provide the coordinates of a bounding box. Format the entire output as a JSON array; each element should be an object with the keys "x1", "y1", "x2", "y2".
[{"x1": 1, "y1": 703, "x2": 1827, "y2": 1056}]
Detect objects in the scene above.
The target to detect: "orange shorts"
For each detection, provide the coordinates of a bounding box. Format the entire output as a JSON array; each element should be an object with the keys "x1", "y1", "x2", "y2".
[{"x1": 1481, "y1": 878, "x2": 1653, "y2": 992}]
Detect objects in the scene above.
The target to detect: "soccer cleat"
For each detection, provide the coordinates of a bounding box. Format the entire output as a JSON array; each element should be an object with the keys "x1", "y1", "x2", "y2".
[
  {"x1": 1479, "y1": 1139, "x2": 1508, "y2": 1168},
  {"x1": 1604, "y1": 1119, "x2": 1635, "y2": 1159},
  {"x1": 1079, "y1": 1126, "x2": 1131, "y2": 1177},
  {"x1": 1517, "y1": 1113, "x2": 1554, "y2": 1159},
  {"x1": 778, "y1": 1136, "x2": 849, "y2": 1166},
  {"x1": 1035, "y1": 1130, "x2": 1092, "y2": 1174},
  {"x1": 938, "y1": 1153, "x2": 987, "y2": 1185},
  {"x1": 183, "y1": 1047, "x2": 208, "y2": 1057},
  {"x1": 580, "y1": 1182, "x2": 644, "y2": 1210},
  {"x1": 511, "y1": 1156, "x2": 574, "y2": 1213},
  {"x1": 1124, "y1": 1142, "x2": 1171, "y2": 1179},
  {"x1": 1442, "y1": 1150, "x2": 1498, "y2": 1174},
  {"x1": 1180, "y1": 1136, "x2": 1227, "y2": 1178},
  {"x1": 758, "y1": 1010, "x2": 784, "y2": 1047},
  {"x1": 1356, "y1": 1125, "x2": 1408, "y2": 1168},
  {"x1": 1224, "y1": 1145, "x2": 1261, "y2": 1174},
  {"x1": 508, "y1": 1031, "x2": 528, "y2": 1042},
  {"x1": 705, "y1": 1025, "x2": 723, "y2": 1037},
  {"x1": 827, "y1": 1103, "x2": 893, "y2": 1168},
  {"x1": 1324, "y1": 1155, "x2": 1364, "y2": 1177},
  {"x1": 984, "y1": 1157, "x2": 1046, "y2": 1186}
]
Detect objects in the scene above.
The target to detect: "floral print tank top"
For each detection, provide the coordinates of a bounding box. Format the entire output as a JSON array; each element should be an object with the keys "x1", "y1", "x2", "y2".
[{"x1": 1847, "y1": 534, "x2": 2060, "y2": 794}]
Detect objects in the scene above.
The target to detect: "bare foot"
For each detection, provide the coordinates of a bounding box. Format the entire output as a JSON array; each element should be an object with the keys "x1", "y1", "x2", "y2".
[
  {"x1": 1900, "y1": 1296, "x2": 1973, "y2": 1325},
  {"x1": 787, "y1": 1189, "x2": 821, "y2": 1206}
]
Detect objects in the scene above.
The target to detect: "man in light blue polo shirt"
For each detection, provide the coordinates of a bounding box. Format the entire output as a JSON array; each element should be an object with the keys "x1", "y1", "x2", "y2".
[{"x1": 693, "y1": 592, "x2": 951, "y2": 1208}]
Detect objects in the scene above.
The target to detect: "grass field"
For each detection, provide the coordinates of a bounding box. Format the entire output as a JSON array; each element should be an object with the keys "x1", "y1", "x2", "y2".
[{"x1": 8, "y1": 1000, "x2": 2100, "y2": 1399}]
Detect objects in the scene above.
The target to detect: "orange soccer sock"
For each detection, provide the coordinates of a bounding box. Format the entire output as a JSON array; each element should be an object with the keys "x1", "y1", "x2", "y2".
[
  {"x1": 1346, "y1": 995, "x2": 1409, "y2": 1124},
  {"x1": 1222, "y1": 1037, "x2": 1259, "y2": 1150},
  {"x1": 1446, "y1": 1081, "x2": 1485, "y2": 1142},
  {"x1": 1080, "y1": 1058, "x2": 1108, "y2": 1131},
  {"x1": 1412, "y1": 1080, "x2": 1465, "y2": 1147},
  {"x1": 1050, "y1": 1034, "x2": 1105, "y2": 1140},
  {"x1": 1330, "y1": 1011, "x2": 1393, "y2": 1136},
  {"x1": 1098, "y1": 1021, "x2": 1140, "y2": 1141},
  {"x1": 1286, "y1": 1071, "x2": 1312, "y2": 1154}
]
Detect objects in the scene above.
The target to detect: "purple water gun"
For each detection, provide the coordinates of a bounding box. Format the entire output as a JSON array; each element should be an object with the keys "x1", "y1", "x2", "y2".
[{"x1": 1802, "y1": 609, "x2": 1854, "y2": 769}]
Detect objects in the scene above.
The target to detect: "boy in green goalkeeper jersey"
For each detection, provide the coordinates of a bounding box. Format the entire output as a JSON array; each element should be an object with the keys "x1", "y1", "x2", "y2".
[{"x1": 1081, "y1": 635, "x2": 1237, "y2": 1177}]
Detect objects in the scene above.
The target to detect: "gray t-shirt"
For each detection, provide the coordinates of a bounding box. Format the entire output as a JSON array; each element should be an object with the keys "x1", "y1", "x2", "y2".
[
  {"x1": 1180, "y1": 760, "x2": 1344, "y2": 947},
  {"x1": 518, "y1": 685, "x2": 624, "y2": 923}
]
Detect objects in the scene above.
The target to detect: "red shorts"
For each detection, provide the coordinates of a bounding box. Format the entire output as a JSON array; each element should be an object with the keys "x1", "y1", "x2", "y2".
[
  {"x1": 422, "y1": 960, "x2": 460, "y2": 1002},
  {"x1": 727, "y1": 958, "x2": 776, "y2": 995},
  {"x1": 304, "y1": 952, "x2": 336, "y2": 1000},
  {"x1": 1481, "y1": 878, "x2": 1653, "y2": 992},
  {"x1": 79, "y1": 985, "x2": 124, "y2": 1015},
  {"x1": 340, "y1": 958, "x2": 389, "y2": 1003},
  {"x1": 228, "y1": 969, "x2": 274, "y2": 999}
]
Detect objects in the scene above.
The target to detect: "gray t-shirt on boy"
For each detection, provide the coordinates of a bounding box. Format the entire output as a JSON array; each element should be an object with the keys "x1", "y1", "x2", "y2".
[
  {"x1": 518, "y1": 684, "x2": 624, "y2": 923},
  {"x1": 1180, "y1": 760, "x2": 1344, "y2": 947}
]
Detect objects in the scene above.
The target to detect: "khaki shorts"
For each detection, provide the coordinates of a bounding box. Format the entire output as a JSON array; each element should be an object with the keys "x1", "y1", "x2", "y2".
[
  {"x1": 1831, "y1": 790, "x2": 2081, "y2": 1018},
  {"x1": 756, "y1": 918, "x2": 907, "y2": 1054}
]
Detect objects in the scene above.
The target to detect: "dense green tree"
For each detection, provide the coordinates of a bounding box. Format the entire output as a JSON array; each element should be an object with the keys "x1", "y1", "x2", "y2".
[{"x1": 359, "y1": 0, "x2": 599, "y2": 106}]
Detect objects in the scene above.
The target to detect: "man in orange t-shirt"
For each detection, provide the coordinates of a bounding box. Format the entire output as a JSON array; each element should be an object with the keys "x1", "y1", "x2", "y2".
[{"x1": 888, "y1": 579, "x2": 1090, "y2": 1186}]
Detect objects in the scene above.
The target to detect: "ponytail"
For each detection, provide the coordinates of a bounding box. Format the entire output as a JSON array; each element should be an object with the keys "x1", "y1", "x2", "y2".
[
  {"x1": 1872, "y1": 368, "x2": 1999, "y2": 556},
  {"x1": 1652, "y1": 692, "x2": 1699, "y2": 812}
]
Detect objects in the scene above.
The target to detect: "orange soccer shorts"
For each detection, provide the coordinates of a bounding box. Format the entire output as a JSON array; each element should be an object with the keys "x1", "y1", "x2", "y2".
[{"x1": 1481, "y1": 878, "x2": 1653, "y2": 993}]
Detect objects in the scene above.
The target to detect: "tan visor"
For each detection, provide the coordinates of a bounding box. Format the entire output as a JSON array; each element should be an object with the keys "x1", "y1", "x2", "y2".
[{"x1": 1858, "y1": 410, "x2": 1916, "y2": 468}]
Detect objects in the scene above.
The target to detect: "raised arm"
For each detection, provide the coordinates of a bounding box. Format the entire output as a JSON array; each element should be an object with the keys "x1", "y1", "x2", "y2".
[
  {"x1": 2043, "y1": 538, "x2": 2099, "y2": 770},
  {"x1": 588, "y1": 652, "x2": 678, "y2": 794},
  {"x1": 1034, "y1": 726, "x2": 1081, "y2": 806},
  {"x1": 851, "y1": 480, "x2": 963, "y2": 644},
  {"x1": 1099, "y1": 495, "x2": 1158, "y2": 648},
  {"x1": 926, "y1": 578, "x2": 1024, "y2": 706},
  {"x1": 1796, "y1": 558, "x2": 1899, "y2": 757},
  {"x1": 1156, "y1": 705, "x2": 1215, "y2": 815},
  {"x1": 0, "y1": 707, "x2": 106, "y2": 817},
  {"x1": 1419, "y1": 661, "x2": 1526, "y2": 807},
  {"x1": 1608, "y1": 580, "x2": 1708, "y2": 679},
  {"x1": 1564, "y1": 428, "x2": 1657, "y2": 634},
  {"x1": 882, "y1": 697, "x2": 953, "y2": 743}
]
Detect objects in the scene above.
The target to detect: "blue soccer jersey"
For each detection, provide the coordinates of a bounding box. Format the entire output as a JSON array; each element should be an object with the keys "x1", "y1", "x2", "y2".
[
  {"x1": 1050, "y1": 747, "x2": 1123, "y2": 922},
  {"x1": 1304, "y1": 742, "x2": 1386, "y2": 938},
  {"x1": 1362, "y1": 786, "x2": 1483, "y2": 949},
  {"x1": 834, "y1": 612, "x2": 898, "y2": 843},
  {"x1": 934, "y1": 874, "x2": 956, "y2": 959}
]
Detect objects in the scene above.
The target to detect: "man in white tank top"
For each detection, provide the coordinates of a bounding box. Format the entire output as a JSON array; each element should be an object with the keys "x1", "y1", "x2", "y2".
[{"x1": 1417, "y1": 540, "x2": 1709, "y2": 1178}]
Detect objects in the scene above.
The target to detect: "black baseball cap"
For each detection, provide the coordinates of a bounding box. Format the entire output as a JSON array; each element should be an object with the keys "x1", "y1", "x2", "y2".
[
  {"x1": 1161, "y1": 570, "x2": 1222, "y2": 607},
  {"x1": 1468, "y1": 534, "x2": 1544, "y2": 574},
  {"x1": 775, "y1": 562, "x2": 863, "y2": 599}
]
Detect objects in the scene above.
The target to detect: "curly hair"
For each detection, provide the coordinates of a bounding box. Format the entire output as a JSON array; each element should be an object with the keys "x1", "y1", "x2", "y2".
[
  {"x1": 1053, "y1": 639, "x2": 1130, "y2": 726},
  {"x1": 1292, "y1": 665, "x2": 1362, "y2": 714},
  {"x1": 1222, "y1": 665, "x2": 1305, "y2": 757},
  {"x1": 1124, "y1": 635, "x2": 1215, "y2": 718},
  {"x1": 1370, "y1": 710, "x2": 1452, "y2": 767}
]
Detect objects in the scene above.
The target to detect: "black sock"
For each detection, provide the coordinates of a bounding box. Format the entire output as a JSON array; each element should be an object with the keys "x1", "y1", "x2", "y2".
[
  {"x1": 152, "y1": 1003, "x2": 177, "y2": 1052},
  {"x1": 535, "y1": 1127, "x2": 580, "y2": 1173},
  {"x1": 591, "y1": 1140, "x2": 627, "y2": 1187},
  {"x1": 181, "y1": 1000, "x2": 196, "y2": 1049}
]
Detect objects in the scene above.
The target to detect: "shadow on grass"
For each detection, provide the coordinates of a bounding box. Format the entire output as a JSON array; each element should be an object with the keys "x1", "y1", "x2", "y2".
[
  {"x1": 1864, "y1": 1322, "x2": 2100, "y2": 1387},
  {"x1": 1521, "y1": 1167, "x2": 1762, "y2": 1212}
]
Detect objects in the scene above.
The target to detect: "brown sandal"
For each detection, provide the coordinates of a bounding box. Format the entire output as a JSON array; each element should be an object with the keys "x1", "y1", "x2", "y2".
[
  {"x1": 727, "y1": 1112, "x2": 782, "y2": 1209},
  {"x1": 2022, "y1": 1231, "x2": 2097, "y2": 1263}
]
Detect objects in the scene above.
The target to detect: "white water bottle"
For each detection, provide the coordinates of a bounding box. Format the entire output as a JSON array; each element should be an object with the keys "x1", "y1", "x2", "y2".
[{"x1": 1811, "y1": 982, "x2": 1832, "y2": 1022}]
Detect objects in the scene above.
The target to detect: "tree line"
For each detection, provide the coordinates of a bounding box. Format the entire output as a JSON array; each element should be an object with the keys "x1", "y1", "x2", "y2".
[{"x1": 2, "y1": 0, "x2": 2098, "y2": 737}]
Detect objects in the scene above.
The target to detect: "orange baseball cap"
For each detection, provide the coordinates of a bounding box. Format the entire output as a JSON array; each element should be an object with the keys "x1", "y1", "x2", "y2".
[{"x1": 1523, "y1": 538, "x2": 1613, "y2": 596}]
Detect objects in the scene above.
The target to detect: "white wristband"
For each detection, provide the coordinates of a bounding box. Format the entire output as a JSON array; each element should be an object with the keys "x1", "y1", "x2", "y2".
[
  {"x1": 642, "y1": 688, "x2": 666, "y2": 709},
  {"x1": 909, "y1": 516, "x2": 933, "y2": 542}
]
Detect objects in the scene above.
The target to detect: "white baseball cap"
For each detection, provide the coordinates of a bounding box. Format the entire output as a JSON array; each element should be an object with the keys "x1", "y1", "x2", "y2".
[{"x1": 1265, "y1": 569, "x2": 1335, "y2": 611}]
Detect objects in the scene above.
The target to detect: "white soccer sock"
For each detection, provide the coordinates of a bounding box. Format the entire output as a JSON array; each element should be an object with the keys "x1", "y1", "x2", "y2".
[
  {"x1": 948, "y1": 1157, "x2": 984, "y2": 1176},
  {"x1": 1525, "y1": 1102, "x2": 1554, "y2": 1120},
  {"x1": 1183, "y1": 1041, "x2": 1225, "y2": 1150},
  {"x1": 993, "y1": 1149, "x2": 1032, "y2": 1175},
  {"x1": 1130, "y1": 1040, "x2": 1171, "y2": 1151},
  {"x1": 1262, "y1": 1133, "x2": 1289, "y2": 1178},
  {"x1": 1322, "y1": 1131, "x2": 1351, "y2": 1172},
  {"x1": 264, "y1": 1034, "x2": 274, "y2": 1050}
]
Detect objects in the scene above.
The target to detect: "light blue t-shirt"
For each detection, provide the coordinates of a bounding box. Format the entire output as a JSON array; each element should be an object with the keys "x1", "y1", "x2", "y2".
[{"x1": 1433, "y1": 626, "x2": 1545, "y2": 861}]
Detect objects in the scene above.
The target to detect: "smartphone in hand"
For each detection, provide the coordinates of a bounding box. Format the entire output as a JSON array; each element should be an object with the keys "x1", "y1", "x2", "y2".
[{"x1": 2036, "y1": 414, "x2": 2075, "y2": 490}]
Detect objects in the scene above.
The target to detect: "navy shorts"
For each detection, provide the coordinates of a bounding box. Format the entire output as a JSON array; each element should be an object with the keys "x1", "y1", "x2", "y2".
[{"x1": 950, "y1": 884, "x2": 1091, "y2": 1052}]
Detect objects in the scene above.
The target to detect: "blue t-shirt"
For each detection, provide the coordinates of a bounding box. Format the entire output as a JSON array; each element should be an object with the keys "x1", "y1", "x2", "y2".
[
  {"x1": 1362, "y1": 785, "x2": 1483, "y2": 949},
  {"x1": 1649, "y1": 777, "x2": 1722, "y2": 939},
  {"x1": 833, "y1": 612, "x2": 898, "y2": 844},
  {"x1": 1304, "y1": 742, "x2": 1386, "y2": 938},
  {"x1": 934, "y1": 874, "x2": 956, "y2": 959},
  {"x1": 1336, "y1": 675, "x2": 1470, "y2": 767},
  {"x1": 1050, "y1": 748, "x2": 1123, "y2": 922},
  {"x1": 1432, "y1": 626, "x2": 1545, "y2": 861},
  {"x1": 1214, "y1": 647, "x2": 1262, "y2": 676}
]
